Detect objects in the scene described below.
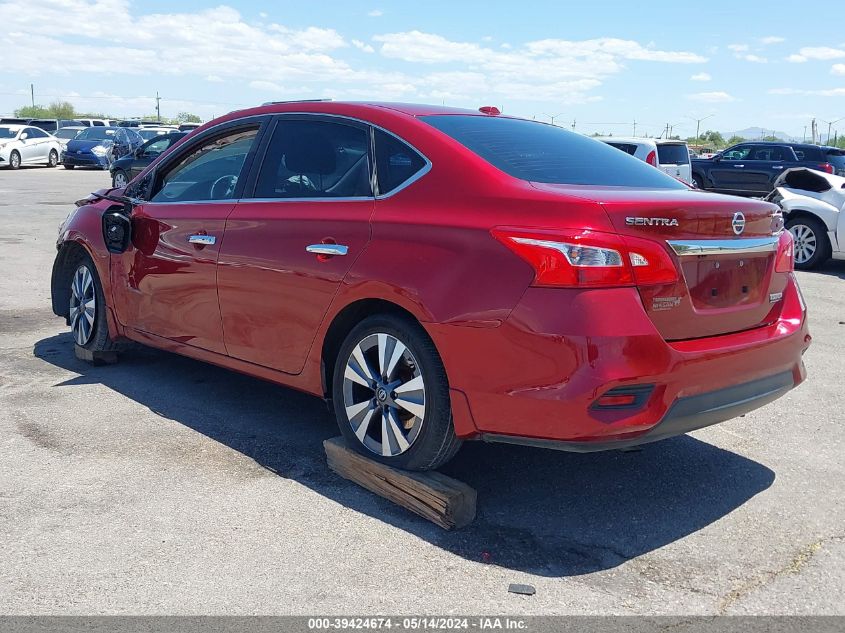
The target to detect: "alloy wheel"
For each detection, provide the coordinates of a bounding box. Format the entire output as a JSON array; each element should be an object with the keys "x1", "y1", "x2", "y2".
[
  {"x1": 342, "y1": 332, "x2": 426, "y2": 457},
  {"x1": 10, "y1": 152, "x2": 20, "y2": 169},
  {"x1": 69, "y1": 265, "x2": 96, "y2": 346},
  {"x1": 113, "y1": 171, "x2": 128, "y2": 188},
  {"x1": 790, "y1": 224, "x2": 817, "y2": 265}
]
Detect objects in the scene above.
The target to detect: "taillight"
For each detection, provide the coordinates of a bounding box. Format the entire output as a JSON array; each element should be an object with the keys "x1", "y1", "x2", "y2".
[
  {"x1": 492, "y1": 228, "x2": 679, "y2": 288},
  {"x1": 646, "y1": 150, "x2": 657, "y2": 166},
  {"x1": 775, "y1": 230, "x2": 794, "y2": 272},
  {"x1": 817, "y1": 163, "x2": 834, "y2": 174}
]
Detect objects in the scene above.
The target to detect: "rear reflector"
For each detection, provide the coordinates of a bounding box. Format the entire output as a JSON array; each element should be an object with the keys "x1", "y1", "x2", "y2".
[
  {"x1": 592, "y1": 385, "x2": 655, "y2": 410},
  {"x1": 492, "y1": 228, "x2": 679, "y2": 288}
]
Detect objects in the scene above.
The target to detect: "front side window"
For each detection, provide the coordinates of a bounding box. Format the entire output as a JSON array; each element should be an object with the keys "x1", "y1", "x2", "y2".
[
  {"x1": 253, "y1": 118, "x2": 371, "y2": 199},
  {"x1": 151, "y1": 127, "x2": 259, "y2": 203},
  {"x1": 721, "y1": 145, "x2": 753, "y2": 160},
  {"x1": 26, "y1": 127, "x2": 48, "y2": 139},
  {"x1": 374, "y1": 129, "x2": 427, "y2": 195},
  {"x1": 422, "y1": 115, "x2": 686, "y2": 189}
]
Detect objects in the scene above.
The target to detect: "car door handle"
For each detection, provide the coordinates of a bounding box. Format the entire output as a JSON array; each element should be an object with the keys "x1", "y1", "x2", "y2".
[
  {"x1": 734, "y1": 164, "x2": 745, "y2": 168},
  {"x1": 188, "y1": 234, "x2": 216, "y2": 245},
  {"x1": 772, "y1": 165, "x2": 784, "y2": 169},
  {"x1": 306, "y1": 244, "x2": 348, "y2": 256}
]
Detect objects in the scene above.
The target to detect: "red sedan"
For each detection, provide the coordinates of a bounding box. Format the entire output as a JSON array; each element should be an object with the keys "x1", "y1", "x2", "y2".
[{"x1": 51, "y1": 101, "x2": 810, "y2": 470}]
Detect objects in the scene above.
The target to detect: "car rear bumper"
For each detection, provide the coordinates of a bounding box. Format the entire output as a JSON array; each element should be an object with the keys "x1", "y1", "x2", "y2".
[
  {"x1": 428, "y1": 274, "x2": 810, "y2": 448},
  {"x1": 481, "y1": 369, "x2": 799, "y2": 451}
]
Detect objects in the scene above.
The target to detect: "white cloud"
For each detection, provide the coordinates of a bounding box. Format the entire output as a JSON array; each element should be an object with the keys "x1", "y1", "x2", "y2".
[
  {"x1": 728, "y1": 44, "x2": 749, "y2": 52},
  {"x1": 742, "y1": 54, "x2": 768, "y2": 63},
  {"x1": 787, "y1": 46, "x2": 845, "y2": 61},
  {"x1": 368, "y1": 9, "x2": 383, "y2": 17},
  {"x1": 760, "y1": 36, "x2": 784, "y2": 45},
  {"x1": 768, "y1": 87, "x2": 845, "y2": 97},
  {"x1": 690, "y1": 72, "x2": 712, "y2": 81},
  {"x1": 832, "y1": 64, "x2": 845, "y2": 75},
  {"x1": 352, "y1": 39, "x2": 375, "y2": 53},
  {"x1": 687, "y1": 91, "x2": 736, "y2": 103},
  {"x1": 206, "y1": 75, "x2": 224, "y2": 83}
]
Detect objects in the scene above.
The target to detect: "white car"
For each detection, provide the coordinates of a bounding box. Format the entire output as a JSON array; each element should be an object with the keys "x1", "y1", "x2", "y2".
[
  {"x1": 768, "y1": 167, "x2": 845, "y2": 269},
  {"x1": 52, "y1": 126, "x2": 86, "y2": 152},
  {"x1": 598, "y1": 137, "x2": 692, "y2": 184},
  {"x1": 0, "y1": 124, "x2": 62, "y2": 169}
]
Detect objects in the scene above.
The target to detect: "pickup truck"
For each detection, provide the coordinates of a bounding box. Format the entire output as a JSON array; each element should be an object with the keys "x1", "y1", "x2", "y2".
[{"x1": 691, "y1": 141, "x2": 845, "y2": 197}]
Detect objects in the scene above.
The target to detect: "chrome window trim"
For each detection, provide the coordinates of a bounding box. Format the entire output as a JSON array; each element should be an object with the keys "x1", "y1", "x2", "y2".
[
  {"x1": 237, "y1": 197, "x2": 374, "y2": 204},
  {"x1": 667, "y1": 236, "x2": 779, "y2": 257}
]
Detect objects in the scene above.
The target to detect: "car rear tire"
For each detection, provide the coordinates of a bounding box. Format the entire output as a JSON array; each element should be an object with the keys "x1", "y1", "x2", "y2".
[
  {"x1": 787, "y1": 216, "x2": 831, "y2": 270},
  {"x1": 9, "y1": 150, "x2": 21, "y2": 170},
  {"x1": 48, "y1": 149, "x2": 59, "y2": 167},
  {"x1": 68, "y1": 255, "x2": 117, "y2": 353},
  {"x1": 63, "y1": 164, "x2": 75, "y2": 170},
  {"x1": 692, "y1": 174, "x2": 704, "y2": 189},
  {"x1": 112, "y1": 169, "x2": 129, "y2": 189},
  {"x1": 332, "y1": 314, "x2": 461, "y2": 471}
]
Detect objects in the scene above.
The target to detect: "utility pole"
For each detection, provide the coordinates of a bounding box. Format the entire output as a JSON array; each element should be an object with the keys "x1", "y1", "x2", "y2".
[
  {"x1": 633, "y1": 119, "x2": 637, "y2": 136},
  {"x1": 803, "y1": 125, "x2": 807, "y2": 142},
  {"x1": 156, "y1": 91, "x2": 162, "y2": 123},
  {"x1": 30, "y1": 83, "x2": 34, "y2": 108},
  {"x1": 571, "y1": 118, "x2": 576, "y2": 131}
]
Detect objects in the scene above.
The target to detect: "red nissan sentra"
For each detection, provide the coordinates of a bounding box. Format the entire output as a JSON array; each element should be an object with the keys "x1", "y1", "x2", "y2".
[{"x1": 51, "y1": 101, "x2": 810, "y2": 470}]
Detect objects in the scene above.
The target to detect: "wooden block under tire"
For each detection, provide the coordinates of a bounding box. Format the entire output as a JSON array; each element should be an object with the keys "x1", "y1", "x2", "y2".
[
  {"x1": 324, "y1": 436, "x2": 476, "y2": 530},
  {"x1": 74, "y1": 345, "x2": 118, "y2": 365}
]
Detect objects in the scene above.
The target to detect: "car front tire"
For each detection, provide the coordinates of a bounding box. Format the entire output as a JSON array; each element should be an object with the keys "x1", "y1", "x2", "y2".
[
  {"x1": 112, "y1": 169, "x2": 129, "y2": 189},
  {"x1": 692, "y1": 174, "x2": 704, "y2": 189},
  {"x1": 48, "y1": 149, "x2": 59, "y2": 167},
  {"x1": 332, "y1": 314, "x2": 461, "y2": 471},
  {"x1": 63, "y1": 163, "x2": 75, "y2": 169},
  {"x1": 787, "y1": 216, "x2": 831, "y2": 270},
  {"x1": 9, "y1": 150, "x2": 21, "y2": 170},
  {"x1": 68, "y1": 255, "x2": 117, "y2": 353}
]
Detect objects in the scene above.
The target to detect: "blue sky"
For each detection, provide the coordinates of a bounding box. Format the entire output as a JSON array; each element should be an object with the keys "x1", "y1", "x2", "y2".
[{"x1": 2, "y1": 0, "x2": 844, "y2": 139}]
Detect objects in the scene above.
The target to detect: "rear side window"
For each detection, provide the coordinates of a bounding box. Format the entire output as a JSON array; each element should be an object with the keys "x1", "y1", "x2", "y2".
[
  {"x1": 254, "y1": 118, "x2": 372, "y2": 199},
  {"x1": 374, "y1": 129, "x2": 427, "y2": 194},
  {"x1": 795, "y1": 146, "x2": 823, "y2": 161},
  {"x1": 656, "y1": 144, "x2": 689, "y2": 165},
  {"x1": 605, "y1": 143, "x2": 639, "y2": 156},
  {"x1": 422, "y1": 115, "x2": 685, "y2": 189}
]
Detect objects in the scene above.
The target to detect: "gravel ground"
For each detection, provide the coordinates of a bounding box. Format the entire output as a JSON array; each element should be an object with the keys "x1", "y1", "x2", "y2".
[{"x1": 0, "y1": 167, "x2": 843, "y2": 615}]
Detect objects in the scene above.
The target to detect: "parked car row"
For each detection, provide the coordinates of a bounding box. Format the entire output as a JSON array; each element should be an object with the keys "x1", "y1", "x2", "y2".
[{"x1": 1, "y1": 122, "x2": 185, "y2": 171}]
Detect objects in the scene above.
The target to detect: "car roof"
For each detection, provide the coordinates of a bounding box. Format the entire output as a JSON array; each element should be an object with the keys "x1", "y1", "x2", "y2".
[{"x1": 597, "y1": 136, "x2": 657, "y2": 145}]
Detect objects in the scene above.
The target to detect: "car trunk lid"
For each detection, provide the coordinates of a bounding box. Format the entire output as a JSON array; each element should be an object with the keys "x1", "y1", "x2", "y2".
[{"x1": 532, "y1": 185, "x2": 786, "y2": 340}]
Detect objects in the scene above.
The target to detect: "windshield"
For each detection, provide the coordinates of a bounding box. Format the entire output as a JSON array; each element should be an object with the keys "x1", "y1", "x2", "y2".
[
  {"x1": 55, "y1": 128, "x2": 82, "y2": 140},
  {"x1": 0, "y1": 127, "x2": 18, "y2": 139},
  {"x1": 422, "y1": 115, "x2": 686, "y2": 188},
  {"x1": 76, "y1": 127, "x2": 117, "y2": 141}
]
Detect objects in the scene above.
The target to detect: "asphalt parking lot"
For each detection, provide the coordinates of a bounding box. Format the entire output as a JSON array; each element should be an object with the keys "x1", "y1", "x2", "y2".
[{"x1": 0, "y1": 166, "x2": 843, "y2": 615}]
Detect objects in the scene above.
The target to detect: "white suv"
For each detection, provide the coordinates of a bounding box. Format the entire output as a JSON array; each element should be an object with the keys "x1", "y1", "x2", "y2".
[{"x1": 599, "y1": 137, "x2": 692, "y2": 184}]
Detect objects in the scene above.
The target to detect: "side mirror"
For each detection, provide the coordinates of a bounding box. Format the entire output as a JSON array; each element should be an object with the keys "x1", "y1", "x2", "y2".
[
  {"x1": 712, "y1": 154, "x2": 721, "y2": 162},
  {"x1": 19, "y1": 132, "x2": 28, "y2": 140}
]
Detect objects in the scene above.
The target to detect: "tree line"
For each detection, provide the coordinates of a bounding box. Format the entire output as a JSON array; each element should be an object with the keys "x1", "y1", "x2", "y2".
[{"x1": 12, "y1": 100, "x2": 201, "y2": 125}]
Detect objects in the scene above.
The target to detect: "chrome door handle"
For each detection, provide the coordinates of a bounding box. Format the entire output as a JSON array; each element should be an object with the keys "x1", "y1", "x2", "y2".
[
  {"x1": 772, "y1": 165, "x2": 784, "y2": 169},
  {"x1": 306, "y1": 244, "x2": 348, "y2": 256},
  {"x1": 188, "y1": 234, "x2": 216, "y2": 245},
  {"x1": 734, "y1": 164, "x2": 745, "y2": 168}
]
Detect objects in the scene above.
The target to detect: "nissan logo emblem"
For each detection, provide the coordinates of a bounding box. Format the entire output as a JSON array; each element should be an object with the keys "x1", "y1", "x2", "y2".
[{"x1": 732, "y1": 212, "x2": 746, "y2": 235}]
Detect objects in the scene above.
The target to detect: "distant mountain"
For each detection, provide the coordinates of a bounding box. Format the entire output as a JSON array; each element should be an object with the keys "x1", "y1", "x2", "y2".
[{"x1": 729, "y1": 127, "x2": 800, "y2": 142}]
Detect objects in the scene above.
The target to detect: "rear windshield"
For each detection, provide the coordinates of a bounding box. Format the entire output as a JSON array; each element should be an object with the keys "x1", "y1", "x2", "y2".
[
  {"x1": 824, "y1": 148, "x2": 845, "y2": 168},
  {"x1": 421, "y1": 115, "x2": 685, "y2": 188},
  {"x1": 656, "y1": 143, "x2": 689, "y2": 165}
]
